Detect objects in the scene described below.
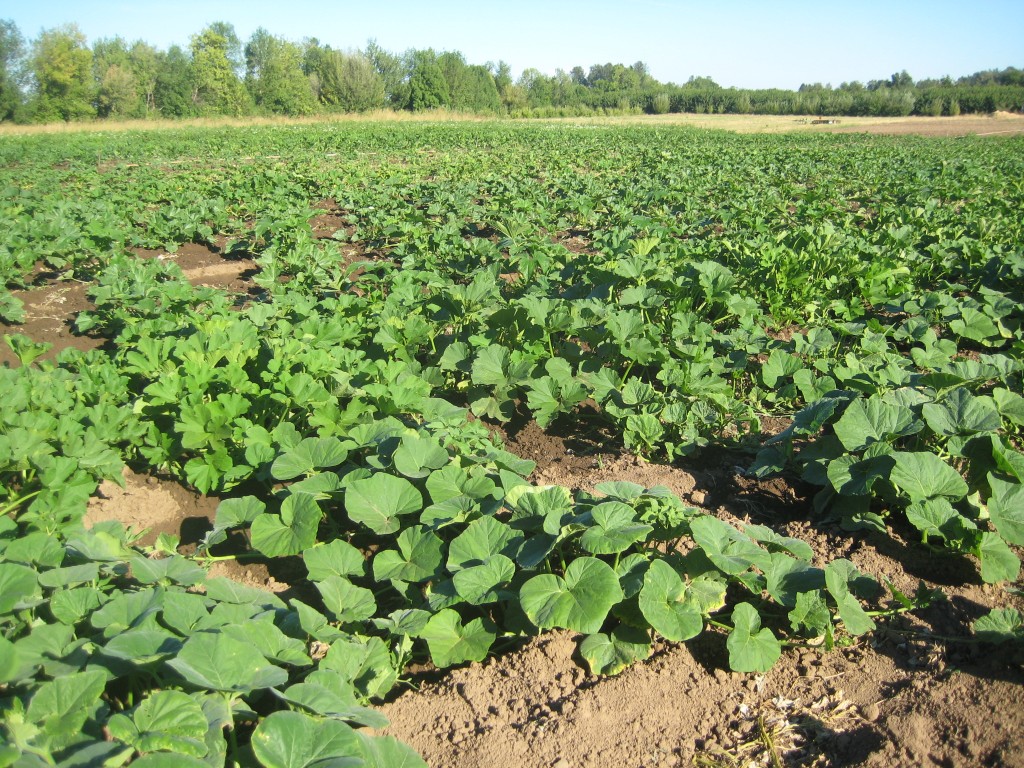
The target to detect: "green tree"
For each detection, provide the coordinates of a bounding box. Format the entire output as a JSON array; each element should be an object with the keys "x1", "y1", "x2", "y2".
[
  {"x1": 518, "y1": 68, "x2": 553, "y2": 108},
  {"x1": 0, "y1": 19, "x2": 26, "y2": 121},
  {"x1": 30, "y1": 24, "x2": 95, "y2": 122},
  {"x1": 190, "y1": 24, "x2": 251, "y2": 116},
  {"x1": 93, "y1": 37, "x2": 139, "y2": 117},
  {"x1": 365, "y1": 39, "x2": 407, "y2": 108},
  {"x1": 407, "y1": 50, "x2": 447, "y2": 110},
  {"x1": 154, "y1": 44, "x2": 194, "y2": 117},
  {"x1": 245, "y1": 28, "x2": 314, "y2": 115},
  {"x1": 128, "y1": 41, "x2": 159, "y2": 116},
  {"x1": 317, "y1": 49, "x2": 384, "y2": 112}
]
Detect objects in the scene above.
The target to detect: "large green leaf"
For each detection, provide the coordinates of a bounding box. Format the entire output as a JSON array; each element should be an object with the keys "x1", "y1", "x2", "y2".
[
  {"x1": 166, "y1": 632, "x2": 287, "y2": 693},
  {"x1": 0, "y1": 563, "x2": 41, "y2": 614},
  {"x1": 392, "y1": 435, "x2": 449, "y2": 479},
  {"x1": 250, "y1": 493, "x2": 323, "y2": 557},
  {"x1": 638, "y1": 559, "x2": 704, "y2": 642},
  {"x1": 304, "y1": 539, "x2": 366, "y2": 580},
  {"x1": 471, "y1": 344, "x2": 512, "y2": 387},
  {"x1": 446, "y1": 515, "x2": 523, "y2": 571},
  {"x1": 906, "y1": 498, "x2": 976, "y2": 544},
  {"x1": 764, "y1": 554, "x2": 825, "y2": 608},
  {"x1": 520, "y1": 556, "x2": 623, "y2": 634},
  {"x1": 826, "y1": 454, "x2": 893, "y2": 496},
  {"x1": 346, "y1": 473, "x2": 422, "y2": 534},
  {"x1": 978, "y1": 532, "x2": 1021, "y2": 584},
  {"x1": 251, "y1": 711, "x2": 362, "y2": 768},
  {"x1": 988, "y1": 476, "x2": 1024, "y2": 546},
  {"x1": 26, "y1": 670, "x2": 108, "y2": 750},
  {"x1": 833, "y1": 397, "x2": 920, "y2": 451},
  {"x1": 357, "y1": 733, "x2": 429, "y2": 768},
  {"x1": 580, "y1": 501, "x2": 653, "y2": 555},
  {"x1": 271, "y1": 437, "x2": 349, "y2": 481},
  {"x1": 889, "y1": 452, "x2": 968, "y2": 502},
  {"x1": 726, "y1": 603, "x2": 781, "y2": 673},
  {"x1": 689, "y1": 516, "x2": 771, "y2": 575},
  {"x1": 420, "y1": 609, "x2": 495, "y2": 668},
  {"x1": 451, "y1": 555, "x2": 514, "y2": 605},
  {"x1": 824, "y1": 560, "x2": 875, "y2": 635},
  {"x1": 973, "y1": 607, "x2": 1024, "y2": 643},
  {"x1": 107, "y1": 690, "x2": 208, "y2": 758},
  {"x1": 579, "y1": 624, "x2": 651, "y2": 676},
  {"x1": 922, "y1": 389, "x2": 1001, "y2": 437},
  {"x1": 316, "y1": 576, "x2": 377, "y2": 624},
  {"x1": 372, "y1": 525, "x2": 444, "y2": 584}
]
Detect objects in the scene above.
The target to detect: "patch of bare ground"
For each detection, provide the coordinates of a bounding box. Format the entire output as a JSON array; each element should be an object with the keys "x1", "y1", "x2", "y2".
[
  {"x1": 135, "y1": 242, "x2": 259, "y2": 293},
  {"x1": 85, "y1": 467, "x2": 299, "y2": 594},
  {"x1": 553, "y1": 111, "x2": 1024, "y2": 138},
  {"x1": 551, "y1": 229, "x2": 598, "y2": 256},
  {"x1": 0, "y1": 278, "x2": 101, "y2": 366},
  {"x1": 385, "y1": 417, "x2": 1024, "y2": 767},
  {"x1": 310, "y1": 198, "x2": 356, "y2": 242}
]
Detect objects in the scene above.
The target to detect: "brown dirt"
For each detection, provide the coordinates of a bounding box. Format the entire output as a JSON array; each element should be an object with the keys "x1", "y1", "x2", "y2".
[
  {"x1": 84, "y1": 468, "x2": 291, "y2": 593},
  {"x1": 311, "y1": 198, "x2": 355, "y2": 241},
  {"x1": 0, "y1": 279, "x2": 100, "y2": 366},
  {"x1": 556, "y1": 111, "x2": 1024, "y2": 138},
  {"x1": 143, "y1": 242, "x2": 258, "y2": 292}
]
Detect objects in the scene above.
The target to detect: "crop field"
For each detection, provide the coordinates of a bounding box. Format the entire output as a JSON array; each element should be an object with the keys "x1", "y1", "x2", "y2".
[{"x1": 1, "y1": 120, "x2": 1023, "y2": 767}]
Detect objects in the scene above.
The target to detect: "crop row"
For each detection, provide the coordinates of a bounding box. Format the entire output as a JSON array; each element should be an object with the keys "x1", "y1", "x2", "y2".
[{"x1": 1, "y1": 123, "x2": 1022, "y2": 765}]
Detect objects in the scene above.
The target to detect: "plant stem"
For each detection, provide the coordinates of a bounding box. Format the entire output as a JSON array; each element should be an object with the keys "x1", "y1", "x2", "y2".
[{"x1": 0, "y1": 489, "x2": 42, "y2": 518}]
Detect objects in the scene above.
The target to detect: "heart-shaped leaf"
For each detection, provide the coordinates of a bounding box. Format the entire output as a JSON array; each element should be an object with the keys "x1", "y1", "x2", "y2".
[
  {"x1": 419, "y1": 609, "x2": 495, "y2": 668},
  {"x1": 346, "y1": 473, "x2": 422, "y2": 534},
  {"x1": 638, "y1": 559, "x2": 704, "y2": 642},
  {"x1": 520, "y1": 556, "x2": 623, "y2": 634},
  {"x1": 726, "y1": 603, "x2": 781, "y2": 672}
]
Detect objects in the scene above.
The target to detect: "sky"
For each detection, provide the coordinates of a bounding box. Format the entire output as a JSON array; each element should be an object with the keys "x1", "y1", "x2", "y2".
[{"x1": 3, "y1": 0, "x2": 1022, "y2": 90}]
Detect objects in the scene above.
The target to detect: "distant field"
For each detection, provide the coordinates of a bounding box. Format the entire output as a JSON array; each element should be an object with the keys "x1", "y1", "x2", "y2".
[
  {"x1": 3, "y1": 109, "x2": 1023, "y2": 138},
  {"x1": 554, "y1": 110, "x2": 1024, "y2": 136}
]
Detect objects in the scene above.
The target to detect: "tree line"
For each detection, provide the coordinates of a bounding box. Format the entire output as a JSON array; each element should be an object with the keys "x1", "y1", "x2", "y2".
[{"x1": 0, "y1": 19, "x2": 1021, "y2": 123}]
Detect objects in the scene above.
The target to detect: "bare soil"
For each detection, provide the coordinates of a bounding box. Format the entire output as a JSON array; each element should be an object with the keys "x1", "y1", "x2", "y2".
[
  {"x1": 0, "y1": 278, "x2": 100, "y2": 366},
  {"x1": 561, "y1": 111, "x2": 1024, "y2": 138},
  {"x1": 138, "y1": 242, "x2": 258, "y2": 293}
]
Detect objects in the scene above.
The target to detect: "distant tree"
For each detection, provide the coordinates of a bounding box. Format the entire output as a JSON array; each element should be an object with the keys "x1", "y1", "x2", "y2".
[
  {"x1": 569, "y1": 65, "x2": 587, "y2": 86},
  {"x1": 190, "y1": 25, "x2": 251, "y2": 115},
  {"x1": 97, "y1": 65, "x2": 137, "y2": 117},
  {"x1": 587, "y1": 63, "x2": 614, "y2": 85},
  {"x1": 889, "y1": 70, "x2": 914, "y2": 89},
  {"x1": 208, "y1": 21, "x2": 244, "y2": 75},
  {"x1": 518, "y1": 68, "x2": 553, "y2": 108},
  {"x1": 365, "y1": 39, "x2": 407, "y2": 107},
  {"x1": 407, "y1": 50, "x2": 448, "y2": 110},
  {"x1": 684, "y1": 75, "x2": 720, "y2": 89},
  {"x1": 128, "y1": 41, "x2": 159, "y2": 115},
  {"x1": 0, "y1": 20, "x2": 26, "y2": 121},
  {"x1": 437, "y1": 50, "x2": 470, "y2": 107},
  {"x1": 245, "y1": 28, "x2": 315, "y2": 115},
  {"x1": 461, "y1": 65, "x2": 500, "y2": 112},
  {"x1": 651, "y1": 92, "x2": 670, "y2": 114},
  {"x1": 30, "y1": 24, "x2": 95, "y2": 121},
  {"x1": 318, "y1": 49, "x2": 385, "y2": 112},
  {"x1": 153, "y1": 44, "x2": 194, "y2": 117},
  {"x1": 93, "y1": 37, "x2": 139, "y2": 117}
]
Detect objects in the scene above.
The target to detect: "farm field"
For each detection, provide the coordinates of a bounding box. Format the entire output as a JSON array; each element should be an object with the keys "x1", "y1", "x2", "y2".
[{"x1": 1, "y1": 120, "x2": 1023, "y2": 767}]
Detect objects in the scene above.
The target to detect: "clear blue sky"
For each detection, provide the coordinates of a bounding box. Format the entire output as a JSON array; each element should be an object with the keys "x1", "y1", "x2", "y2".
[{"x1": 4, "y1": 0, "x2": 1021, "y2": 89}]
